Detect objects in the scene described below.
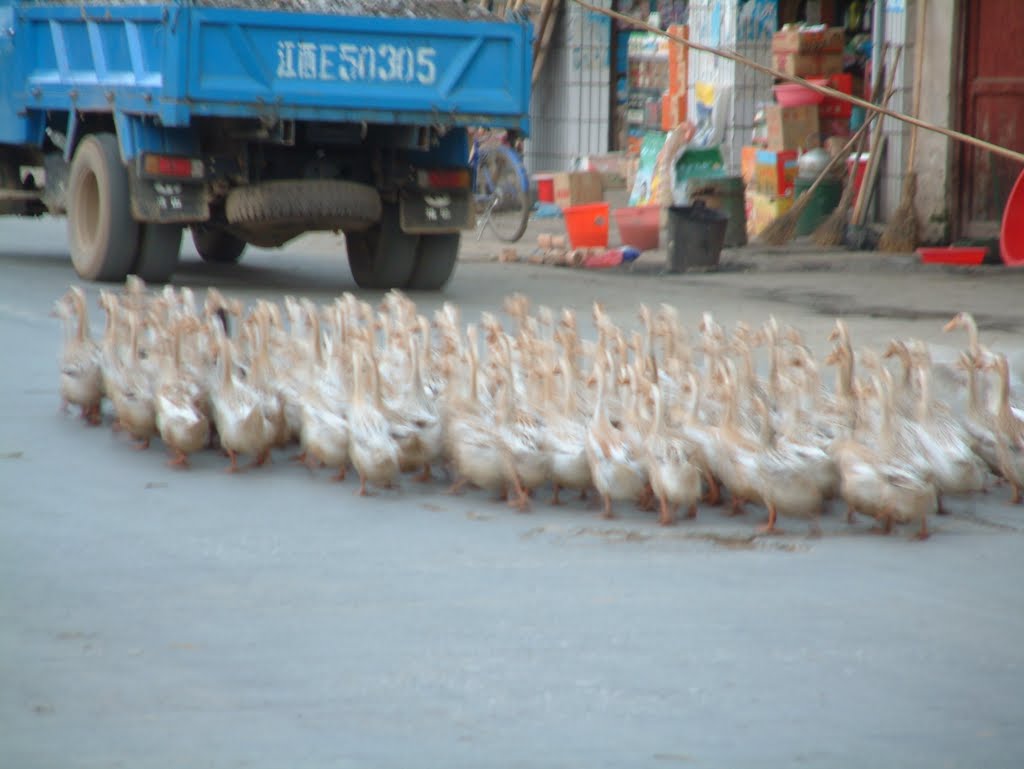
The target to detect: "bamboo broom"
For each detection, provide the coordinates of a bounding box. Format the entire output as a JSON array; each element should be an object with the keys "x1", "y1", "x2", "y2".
[
  {"x1": 878, "y1": 0, "x2": 927, "y2": 252},
  {"x1": 758, "y1": 46, "x2": 900, "y2": 246},
  {"x1": 813, "y1": 46, "x2": 901, "y2": 246},
  {"x1": 756, "y1": 115, "x2": 873, "y2": 245}
]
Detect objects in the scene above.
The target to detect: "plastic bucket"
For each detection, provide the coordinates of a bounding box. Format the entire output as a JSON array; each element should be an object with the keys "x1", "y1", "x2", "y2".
[
  {"x1": 564, "y1": 202, "x2": 610, "y2": 248},
  {"x1": 535, "y1": 174, "x2": 555, "y2": 203},
  {"x1": 614, "y1": 205, "x2": 661, "y2": 250},
  {"x1": 666, "y1": 202, "x2": 729, "y2": 272},
  {"x1": 685, "y1": 175, "x2": 747, "y2": 247},
  {"x1": 1001, "y1": 169, "x2": 1024, "y2": 266},
  {"x1": 794, "y1": 176, "x2": 843, "y2": 236}
]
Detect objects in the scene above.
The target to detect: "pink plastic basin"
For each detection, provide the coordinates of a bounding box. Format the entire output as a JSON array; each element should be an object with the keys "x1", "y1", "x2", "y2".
[{"x1": 614, "y1": 205, "x2": 661, "y2": 250}]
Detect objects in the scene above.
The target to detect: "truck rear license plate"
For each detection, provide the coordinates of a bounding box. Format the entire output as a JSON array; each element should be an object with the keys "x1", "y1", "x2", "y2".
[{"x1": 400, "y1": 189, "x2": 473, "y2": 234}]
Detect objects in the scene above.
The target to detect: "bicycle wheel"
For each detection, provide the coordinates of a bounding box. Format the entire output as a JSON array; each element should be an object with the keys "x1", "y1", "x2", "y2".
[{"x1": 473, "y1": 144, "x2": 530, "y2": 243}]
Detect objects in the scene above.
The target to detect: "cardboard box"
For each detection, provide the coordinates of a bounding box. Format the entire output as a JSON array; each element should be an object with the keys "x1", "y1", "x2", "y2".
[
  {"x1": 661, "y1": 92, "x2": 688, "y2": 132},
  {"x1": 773, "y1": 51, "x2": 844, "y2": 78},
  {"x1": 820, "y1": 72, "x2": 854, "y2": 118},
  {"x1": 580, "y1": 153, "x2": 628, "y2": 190},
  {"x1": 667, "y1": 24, "x2": 689, "y2": 94},
  {"x1": 741, "y1": 146, "x2": 759, "y2": 185},
  {"x1": 553, "y1": 171, "x2": 603, "y2": 208},
  {"x1": 746, "y1": 190, "x2": 794, "y2": 237},
  {"x1": 765, "y1": 104, "x2": 820, "y2": 151},
  {"x1": 754, "y1": 149, "x2": 798, "y2": 197},
  {"x1": 772, "y1": 25, "x2": 845, "y2": 54}
]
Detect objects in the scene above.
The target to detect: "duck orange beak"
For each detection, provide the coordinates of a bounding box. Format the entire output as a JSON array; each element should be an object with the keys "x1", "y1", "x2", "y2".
[{"x1": 942, "y1": 318, "x2": 959, "y2": 333}]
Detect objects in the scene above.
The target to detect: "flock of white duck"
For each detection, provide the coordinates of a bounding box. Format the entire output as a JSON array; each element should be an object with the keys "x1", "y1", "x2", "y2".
[{"x1": 54, "y1": 278, "x2": 1024, "y2": 539}]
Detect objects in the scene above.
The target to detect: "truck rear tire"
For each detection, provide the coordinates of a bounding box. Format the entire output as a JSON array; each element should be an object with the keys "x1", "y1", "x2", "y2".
[
  {"x1": 345, "y1": 204, "x2": 418, "y2": 290},
  {"x1": 132, "y1": 224, "x2": 182, "y2": 283},
  {"x1": 0, "y1": 158, "x2": 25, "y2": 216},
  {"x1": 226, "y1": 179, "x2": 382, "y2": 246},
  {"x1": 191, "y1": 224, "x2": 247, "y2": 264},
  {"x1": 407, "y1": 233, "x2": 460, "y2": 291},
  {"x1": 67, "y1": 133, "x2": 139, "y2": 282}
]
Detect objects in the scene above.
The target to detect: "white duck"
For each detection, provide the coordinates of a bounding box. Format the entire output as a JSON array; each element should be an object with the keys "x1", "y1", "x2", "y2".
[
  {"x1": 347, "y1": 346, "x2": 401, "y2": 496},
  {"x1": 586, "y1": 358, "x2": 648, "y2": 519},
  {"x1": 210, "y1": 332, "x2": 274, "y2": 472},
  {"x1": 155, "y1": 318, "x2": 211, "y2": 468},
  {"x1": 53, "y1": 287, "x2": 103, "y2": 425},
  {"x1": 645, "y1": 383, "x2": 702, "y2": 525}
]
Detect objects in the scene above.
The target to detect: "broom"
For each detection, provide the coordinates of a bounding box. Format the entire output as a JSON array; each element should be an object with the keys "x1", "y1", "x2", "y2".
[
  {"x1": 878, "y1": 0, "x2": 927, "y2": 252},
  {"x1": 813, "y1": 46, "x2": 902, "y2": 247},
  {"x1": 756, "y1": 117, "x2": 875, "y2": 246}
]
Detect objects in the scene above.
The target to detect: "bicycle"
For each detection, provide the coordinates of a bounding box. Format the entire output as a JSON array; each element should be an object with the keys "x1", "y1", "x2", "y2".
[{"x1": 469, "y1": 129, "x2": 531, "y2": 243}]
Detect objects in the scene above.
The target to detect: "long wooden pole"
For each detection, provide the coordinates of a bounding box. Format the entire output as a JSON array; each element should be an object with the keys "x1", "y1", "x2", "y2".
[{"x1": 570, "y1": 0, "x2": 1024, "y2": 166}]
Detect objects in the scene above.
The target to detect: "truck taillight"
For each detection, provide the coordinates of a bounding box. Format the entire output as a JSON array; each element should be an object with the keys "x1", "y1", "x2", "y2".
[
  {"x1": 417, "y1": 169, "x2": 470, "y2": 190},
  {"x1": 142, "y1": 154, "x2": 204, "y2": 180}
]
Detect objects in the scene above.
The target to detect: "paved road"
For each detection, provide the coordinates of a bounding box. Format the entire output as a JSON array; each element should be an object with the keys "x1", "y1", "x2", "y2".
[{"x1": 2, "y1": 218, "x2": 1024, "y2": 768}]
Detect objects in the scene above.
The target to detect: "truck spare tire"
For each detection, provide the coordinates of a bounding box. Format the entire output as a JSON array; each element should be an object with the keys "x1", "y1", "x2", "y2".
[{"x1": 225, "y1": 180, "x2": 382, "y2": 247}]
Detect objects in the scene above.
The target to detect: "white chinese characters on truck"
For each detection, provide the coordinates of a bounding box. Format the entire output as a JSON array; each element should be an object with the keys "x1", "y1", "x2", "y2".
[{"x1": 276, "y1": 40, "x2": 438, "y2": 85}]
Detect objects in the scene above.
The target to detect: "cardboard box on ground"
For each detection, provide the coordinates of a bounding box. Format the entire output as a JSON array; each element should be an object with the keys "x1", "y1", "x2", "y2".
[{"x1": 552, "y1": 172, "x2": 603, "y2": 208}]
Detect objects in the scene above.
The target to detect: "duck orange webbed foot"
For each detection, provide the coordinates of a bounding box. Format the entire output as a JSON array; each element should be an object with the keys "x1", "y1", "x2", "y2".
[
  {"x1": 756, "y1": 505, "x2": 784, "y2": 536},
  {"x1": 414, "y1": 464, "x2": 433, "y2": 483},
  {"x1": 166, "y1": 450, "x2": 190, "y2": 469},
  {"x1": 225, "y1": 451, "x2": 244, "y2": 474},
  {"x1": 657, "y1": 499, "x2": 676, "y2": 527}
]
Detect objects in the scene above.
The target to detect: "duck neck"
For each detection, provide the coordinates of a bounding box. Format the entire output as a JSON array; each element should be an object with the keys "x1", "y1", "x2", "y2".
[
  {"x1": 996, "y1": 360, "x2": 1012, "y2": 423},
  {"x1": 916, "y1": 367, "x2": 932, "y2": 423},
  {"x1": 966, "y1": 316, "x2": 981, "y2": 361},
  {"x1": 73, "y1": 292, "x2": 90, "y2": 343},
  {"x1": 220, "y1": 338, "x2": 234, "y2": 393},
  {"x1": 309, "y1": 309, "x2": 323, "y2": 369}
]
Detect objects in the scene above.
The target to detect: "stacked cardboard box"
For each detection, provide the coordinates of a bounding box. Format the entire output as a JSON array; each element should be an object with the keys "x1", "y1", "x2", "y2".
[
  {"x1": 660, "y1": 24, "x2": 689, "y2": 132},
  {"x1": 552, "y1": 172, "x2": 603, "y2": 208},
  {"x1": 771, "y1": 24, "x2": 844, "y2": 78}
]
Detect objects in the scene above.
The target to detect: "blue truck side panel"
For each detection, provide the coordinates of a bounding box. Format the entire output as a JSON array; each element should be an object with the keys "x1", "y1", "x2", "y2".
[{"x1": 0, "y1": 2, "x2": 531, "y2": 151}]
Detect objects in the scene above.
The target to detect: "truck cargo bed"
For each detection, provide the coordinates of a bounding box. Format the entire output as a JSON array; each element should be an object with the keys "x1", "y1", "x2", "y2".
[
  {"x1": 31, "y1": 0, "x2": 502, "y2": 20},
  {"x1": 4, "y1": 0, "x2": 530, "y2": 137}
]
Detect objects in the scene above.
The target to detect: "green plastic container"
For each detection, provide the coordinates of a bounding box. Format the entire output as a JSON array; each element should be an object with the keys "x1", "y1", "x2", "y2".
[
  {"x1": 794, "y1": 176, "x2": 843, "y2": 236},
  {"x1": 684, "y1": 175, "x2": 747, "y2": 247}
]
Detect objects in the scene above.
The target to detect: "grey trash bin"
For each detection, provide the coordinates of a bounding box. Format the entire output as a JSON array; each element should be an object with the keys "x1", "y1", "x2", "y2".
[{"x1": 666, "y1": 202, "x2": 729, "y2": 272}]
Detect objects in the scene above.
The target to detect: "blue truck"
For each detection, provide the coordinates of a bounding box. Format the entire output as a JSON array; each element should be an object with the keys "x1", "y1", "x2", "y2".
[{"x1": 0, "y1": 0, "x2": 531, "y2": 289}]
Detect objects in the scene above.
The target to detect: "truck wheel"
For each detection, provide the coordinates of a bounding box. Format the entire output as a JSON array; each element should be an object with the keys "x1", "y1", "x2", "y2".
[
  {"x1": 226, "y1": 179, "x2": 382, "y2": 238},
  {"x1": 191, "y1": 224, "x2": 247, "y2": 264},
  {"x1": 407, "y1": 233, "x2": 460, "y2": 291},
  {"x1": 67, "y1": 133, "x2": 139, "y2": 282},
  {"x1": 0, "y1": 158, "x2": 25, "y2": 216},
  {"x1": 132, "y1": 224, "x2": 182, "y2": 283},
  {"x1": 345, "y1": 204, "x2": 418, "y2": 290}
]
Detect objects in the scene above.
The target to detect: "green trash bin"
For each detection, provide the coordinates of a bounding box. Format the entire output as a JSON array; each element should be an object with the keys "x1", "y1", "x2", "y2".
[{"x1": 794, "y1": 176, "x2": 843, "y2": 236}]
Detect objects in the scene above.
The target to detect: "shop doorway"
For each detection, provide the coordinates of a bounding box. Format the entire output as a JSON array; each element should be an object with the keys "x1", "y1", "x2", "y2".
[{"x1": 956, "y1": 0, "x2": 1024, "y2": 238}]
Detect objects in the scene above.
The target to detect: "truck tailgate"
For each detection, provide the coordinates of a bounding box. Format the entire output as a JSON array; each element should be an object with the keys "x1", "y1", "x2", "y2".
[{"x1": 185, "y1": 7, "x2": 531, "y2": 130}]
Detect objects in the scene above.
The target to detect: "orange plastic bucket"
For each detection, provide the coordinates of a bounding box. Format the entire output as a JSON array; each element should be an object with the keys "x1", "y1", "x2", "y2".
[
  {"x1": 564, "y1": 202, "x2": 610, "y2": 248},
  {"x1": 1001, "y1": 168, "x2": 1024, "y2": 266}
]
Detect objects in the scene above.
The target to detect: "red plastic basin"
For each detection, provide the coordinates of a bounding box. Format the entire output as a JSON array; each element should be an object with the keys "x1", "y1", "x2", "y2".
[
  {"x1": 917, "y1": 246, "x2": 987, "y2": 266},
  {"x1": 1001, "y1": 168, "x2": 1024, "y2": 266}
]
